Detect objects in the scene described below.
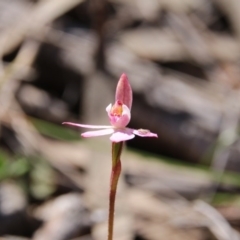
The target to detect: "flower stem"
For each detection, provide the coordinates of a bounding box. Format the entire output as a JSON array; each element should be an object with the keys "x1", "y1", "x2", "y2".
[{"x1": 108, "y1": 142, "x2": 123, "y2": 240}]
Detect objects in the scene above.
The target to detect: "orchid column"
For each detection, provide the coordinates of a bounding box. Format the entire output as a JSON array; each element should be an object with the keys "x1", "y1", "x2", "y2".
[{"x1": 63, "y1": 74, "x2": 158, "y2": 240}]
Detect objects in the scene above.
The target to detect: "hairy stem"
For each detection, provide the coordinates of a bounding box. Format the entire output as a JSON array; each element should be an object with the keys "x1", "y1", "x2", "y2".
[{"x1": 108, "y1": 142, "x2": 123, "y2": 240}]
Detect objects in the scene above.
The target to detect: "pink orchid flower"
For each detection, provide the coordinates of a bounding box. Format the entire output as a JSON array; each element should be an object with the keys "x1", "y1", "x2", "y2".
[{"x1": 63, "y1": 74, "x2": 158, "y2": 143}]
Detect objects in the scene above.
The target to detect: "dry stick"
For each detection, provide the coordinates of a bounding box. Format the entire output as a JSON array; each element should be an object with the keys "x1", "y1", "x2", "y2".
[
  {"x1": 167, "y1": 13, "x2": 240, "y2": 203},
  {"x1": 89, "y1": 0, "x2": 108, "y2": 70},
  {"x1": 213, "y1": 0, "x2": 240, "y2": 42},
  {"x1": 0, "y1": 39, "x2": 42, "y2": 156},
  {"x1": 194, "y1": 200, "x2": 240, "y2": 240},
  {"x1": 0, "y1": 39, "x2": 86, "y2": 191},
  {"x1": 167, "y1": 12, "x2": 214, "y2": 66},
  {"x1": 0, "y1": 39, "x2": 40, "y2": 121},
  {"x1": 0, "y1": 0, "x2": 85, "y2": 56},
  {"x1": 208, "y1": 86, "x2": 240, "y2": 202},
  {"x1": 108, "y1": 142, "x2": 123, "y2": 240}
]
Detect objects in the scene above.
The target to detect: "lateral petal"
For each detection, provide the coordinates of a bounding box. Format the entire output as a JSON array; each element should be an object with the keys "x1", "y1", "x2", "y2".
[
  {"x1": 82, "y1": 128, "x2": 114, "y2": 138},
  {"x1": 133, "y1": 128, "x2": 158, "y2": 138}
]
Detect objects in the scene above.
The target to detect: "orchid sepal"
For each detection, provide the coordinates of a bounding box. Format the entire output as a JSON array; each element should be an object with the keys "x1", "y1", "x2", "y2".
[
  {"x1": 62, "y1": 122, "x2": 113, "y2": 129},
  {"x1": 115, "y1": 73, "x2": 132, "y2": 110}
]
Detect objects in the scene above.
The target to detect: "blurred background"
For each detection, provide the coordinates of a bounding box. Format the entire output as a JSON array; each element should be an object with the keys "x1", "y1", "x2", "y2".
[{"x1": 1, "y1": 0, "x2": 240, "y2": 239}]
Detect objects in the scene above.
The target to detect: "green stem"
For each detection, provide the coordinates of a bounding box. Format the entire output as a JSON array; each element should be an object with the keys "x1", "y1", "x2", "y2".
[{"x1": 108, "y1": 142, "x2": 123, "y2": 240}]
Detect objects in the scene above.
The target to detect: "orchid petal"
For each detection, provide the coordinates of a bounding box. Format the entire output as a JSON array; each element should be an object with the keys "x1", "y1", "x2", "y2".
[
  {"x1": 63, "y1": 122, "x2": 113, "y2": 129},
  {"x1": 122, "y1": 105, "x2": 131, "y2": 118},
  {"x1": 133, "y1": 129, "x2": 158, "y2": 138},
  {"x1": 106, "y1": 104, "x2": 112, "y2": 113},
  {"x1": 82, "y1": 128, "x2": 114, "y2": 138},
  {"x1": 110, "y1": 129, "x2": 135, "y2": 142}
]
